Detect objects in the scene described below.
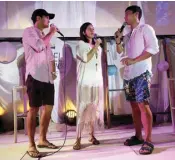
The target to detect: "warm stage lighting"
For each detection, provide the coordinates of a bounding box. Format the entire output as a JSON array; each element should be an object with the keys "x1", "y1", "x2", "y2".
[
  {"x1": 0, "y1": 106, "x2": 6, "y2": 116},
  {"x1": 64, "y1": 98, "x2": 77, "y2": 125}
]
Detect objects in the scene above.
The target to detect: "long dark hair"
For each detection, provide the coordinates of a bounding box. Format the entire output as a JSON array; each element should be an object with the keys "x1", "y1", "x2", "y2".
[{"x1": 80, "y1": 22, "x2": 95, "y2": 45}]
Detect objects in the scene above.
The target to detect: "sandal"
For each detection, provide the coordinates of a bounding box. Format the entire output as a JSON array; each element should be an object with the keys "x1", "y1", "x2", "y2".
[
  {"x1": 124, "y1": 136, "x2": 144, "y2": 146},
  {"x1": 89, "y1": 136, "x2": 100, "y2": 145},
  {"x1": 27, "y1": 150, "x2": 41, "y2": 158},
  {"x1": 139, "y1": 141, "x2": 154, "y2": 155},
  {"x1": 37, "y1": 142, "x2": 58, "y2": 149},
  {"x1": 73, "y1": 138, "x2": 81, "y2": 150}
]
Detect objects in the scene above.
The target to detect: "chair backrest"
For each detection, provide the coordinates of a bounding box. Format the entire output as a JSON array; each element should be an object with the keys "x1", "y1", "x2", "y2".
[
  {"x1": 17, "y1": 53, "x2": 27, "y2": 112},
  {"x1": 17, "y1": 53, "x2": 26, "y2": 86}
]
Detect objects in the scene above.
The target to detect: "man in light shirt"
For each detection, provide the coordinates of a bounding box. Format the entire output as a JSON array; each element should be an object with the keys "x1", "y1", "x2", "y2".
[
  {"x1": 115, "y1": 5, "x2": 159, "y2": 155},
  {"x1": 23, "y1": 9, "x2": 59, "y2": 158}
]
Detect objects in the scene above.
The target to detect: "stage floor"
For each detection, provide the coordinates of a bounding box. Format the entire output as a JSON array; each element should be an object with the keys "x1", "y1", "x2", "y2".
[{"x1": 0, "y1": 124, "x2": 175, "y2": 160}]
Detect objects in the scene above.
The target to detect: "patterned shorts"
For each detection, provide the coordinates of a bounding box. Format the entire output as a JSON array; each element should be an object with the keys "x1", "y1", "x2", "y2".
[{"x1": 123, "y1": 70, "x2": 151, "y2": 103}]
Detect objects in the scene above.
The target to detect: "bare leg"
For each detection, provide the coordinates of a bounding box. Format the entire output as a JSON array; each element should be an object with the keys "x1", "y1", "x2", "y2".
[
  {"x1": 89, "y1": 87, "x2": 100, "y2": 144},
  {"x1": 38, "y1": 105, "x2": 58, "y2": 148},
  {"x1": 138, "y1": 102, "x2": 153, "y2": 142},
  {"x1": 89, "y1": 123, "x2": 100, "y2": 145},
  {"x1": 27, "y1": 107, "x2": 40, "y2": 157},
  {"x1": 39, "y1": 105, "x2": 52, "y2": 143},
  {"x1": 130, "y1": 101, "x2": 143, "y2": 140},
  {"x1": 73, "y1": 124, "x2": 82, "y2": 150},
  {"x1": 138, "y1": 102, "x2": 153, "y2": 154},
  {"x1": 89, "y1": 121, "x2": 94, "y2": 137}
]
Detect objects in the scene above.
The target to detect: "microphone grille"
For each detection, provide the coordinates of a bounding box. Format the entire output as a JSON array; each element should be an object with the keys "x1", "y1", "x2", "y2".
[
  {"x1": 123, "y1": 22, "x2": 127, "y2": 26},
  {"x1": 94, "y1": 33, "x2": 99, "y2": 39},
  {"x1": 50, "y1": 23, "x2": 54, "y2": 27}
]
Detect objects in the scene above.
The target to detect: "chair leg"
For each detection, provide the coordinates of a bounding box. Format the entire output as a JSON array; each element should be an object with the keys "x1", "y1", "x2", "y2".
[
  {"x1": 13, "y1": 88, "x2": 17, "y2": 143},
  {"x1": 168, "y1": 79, "x2": 175, "y2": 133},
  {"x1": 23, "y1": 89, "x2": 28, "y2": 135},
  {"x1": 24, "y1": 117, "x2": 28, "y2": 135},
  {"x1": 172, "y1": 109, "x2": 175, "y2": 133}
]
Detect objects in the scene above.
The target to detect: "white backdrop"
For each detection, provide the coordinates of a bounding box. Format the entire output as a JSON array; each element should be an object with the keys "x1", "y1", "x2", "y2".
[
  {"x1": 1, "y1": 1, "x2": 175, "y2": 36},
  {"x1": 0, "y1": 1, "x2": 130, "y2": 37},
  {"x1": 0, "y1": 1, "x2": 125, "y2": 29}
]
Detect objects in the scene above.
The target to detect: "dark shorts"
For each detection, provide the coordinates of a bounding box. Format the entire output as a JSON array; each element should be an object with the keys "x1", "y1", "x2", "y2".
[
  {"x1": 26, "y1": 75, "x2": 54, "y2": 107},
  {"x1": 123, "y1": 70, "x2": 151, "y2": 103}
]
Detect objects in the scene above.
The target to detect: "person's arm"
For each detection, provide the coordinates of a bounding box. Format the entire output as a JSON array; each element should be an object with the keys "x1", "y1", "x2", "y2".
[
  {"x1": 86, "y1": 46, "x2": 99, "y2": 62},
  {"x1": 42, "y1": 25, "x2": 58, "y2": 46},
  {"x1": 47, "y1": 44, "x2": 56, "y2": 80},
  {"x1": 115, "y1": 29, "x2": 124, "y2": 54},
  {"x1": 42, "y1": 32, "x2": 55, "y2": 47},
  {"x1": 50, "y1": 61, "x2": 56, "y2": 73},
  {"x1": 133, "y1": 52, "x2": 152, "y2": 64},
  {"x1": 134, "y1": 25, "x2": 159, "y2": 63},
  {"x1": 48, "y1": 47, "x2": 56, "y2": 73},
  {"x1": 121, "y1": 25, "x2": 159, "y2": 66},
  {"x1": 50, "y1": 60, "x2": 56, "y2": 80},
  {"x1": 116, "y1": 41, "x2": 124, "y2": 54},
  {"x1": 77, "y1": 39, "x2": 102, "y2": 63},
  {"x1": 22, "y1": 26, "x2": 57, "y2": 53},
  {"x1": 23, "y1": 28, "x2": 46, "y2": 52}
]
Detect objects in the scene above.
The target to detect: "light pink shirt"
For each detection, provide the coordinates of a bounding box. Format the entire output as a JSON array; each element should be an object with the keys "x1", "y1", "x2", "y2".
[{"x1": 22, "y1": 26, "x2": 54, "y2": 84}]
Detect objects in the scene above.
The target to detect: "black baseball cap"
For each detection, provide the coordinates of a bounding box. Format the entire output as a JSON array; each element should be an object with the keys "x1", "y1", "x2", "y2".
[{"x1": 31, "y1": 9, "x2": 55, "y2": 21}]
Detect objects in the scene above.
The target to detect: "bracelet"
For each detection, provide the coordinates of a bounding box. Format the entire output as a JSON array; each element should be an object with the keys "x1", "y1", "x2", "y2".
[{"x1": 51, "y1": 72, "x2": 57, "y2": 76}]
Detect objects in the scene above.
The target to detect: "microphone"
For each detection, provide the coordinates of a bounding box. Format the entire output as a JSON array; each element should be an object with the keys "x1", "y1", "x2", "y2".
[
  {"x1": 94, "y1": 33, "x2": 103, "y2": 49},
  {"x1": 50, "y1": 24, "x2": 64, "y2": 37},
  {"x1": 93, "y1": 33, "x2": 98, "y2": 59},
  {"x1": 115, "y1": 22, "x2": 127, "y2": 38},
  {"x1": 120, "y1": 22, "x2": 127, "y2": 33},
  {"x1": 94, "y1": 33, "x2": 99, "y2": 39}
]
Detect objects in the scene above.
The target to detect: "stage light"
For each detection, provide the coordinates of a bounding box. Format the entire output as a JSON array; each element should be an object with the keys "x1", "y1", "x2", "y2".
[
  {"x1": 0, "y1": 106, "x2": 6, "y2": 116},
  {"x1": 16, "y1": 100, "x2": 30, "y2": 113},
  {"x1": 65, "y1": 109, "x2": 77, "y2": 125},
  {"x1": 64, "y1": 98, "x2": 77, "y2": 125},
  {"x1": 63, "y1": 98, "x2": 76, "y2": 112}
]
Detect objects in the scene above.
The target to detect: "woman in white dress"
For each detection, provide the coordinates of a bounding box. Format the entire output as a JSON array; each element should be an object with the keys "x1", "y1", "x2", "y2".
[{"x1": 73, "y1": 22, "x2": 104, "y2": 150}]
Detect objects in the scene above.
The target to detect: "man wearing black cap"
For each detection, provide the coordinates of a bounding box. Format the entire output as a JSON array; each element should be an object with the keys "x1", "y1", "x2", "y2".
[{"x1": 22, "y1": 9, "x2": 59, "y2": 158}]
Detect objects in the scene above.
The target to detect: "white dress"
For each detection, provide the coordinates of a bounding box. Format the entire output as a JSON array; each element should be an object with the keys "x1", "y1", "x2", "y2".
[{"x1": 76, "y1": 40, "x2": 104, "y2": 134}]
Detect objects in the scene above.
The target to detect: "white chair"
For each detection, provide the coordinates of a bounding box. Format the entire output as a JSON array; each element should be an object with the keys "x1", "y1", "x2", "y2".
[
  {"x1": 12, "y1": 85, "x2": 50, "y2": 143},
  {"x1": 12, "y1": 85, "x2": 28, "y2": 143}
]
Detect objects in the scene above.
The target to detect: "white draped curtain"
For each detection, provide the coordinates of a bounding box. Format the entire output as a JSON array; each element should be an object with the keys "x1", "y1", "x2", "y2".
[
  {"x1": 106, "y1": 40, "x2": 132, "y2": 115},
  {"x1": 0, "y1": 1, "x2": 97, "y2": 29}
]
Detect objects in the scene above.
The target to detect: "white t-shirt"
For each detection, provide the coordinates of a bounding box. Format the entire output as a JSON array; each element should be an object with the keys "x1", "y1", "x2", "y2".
[{"x1": 122, "y1": 24, "x2": 159, "y2": 80}]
